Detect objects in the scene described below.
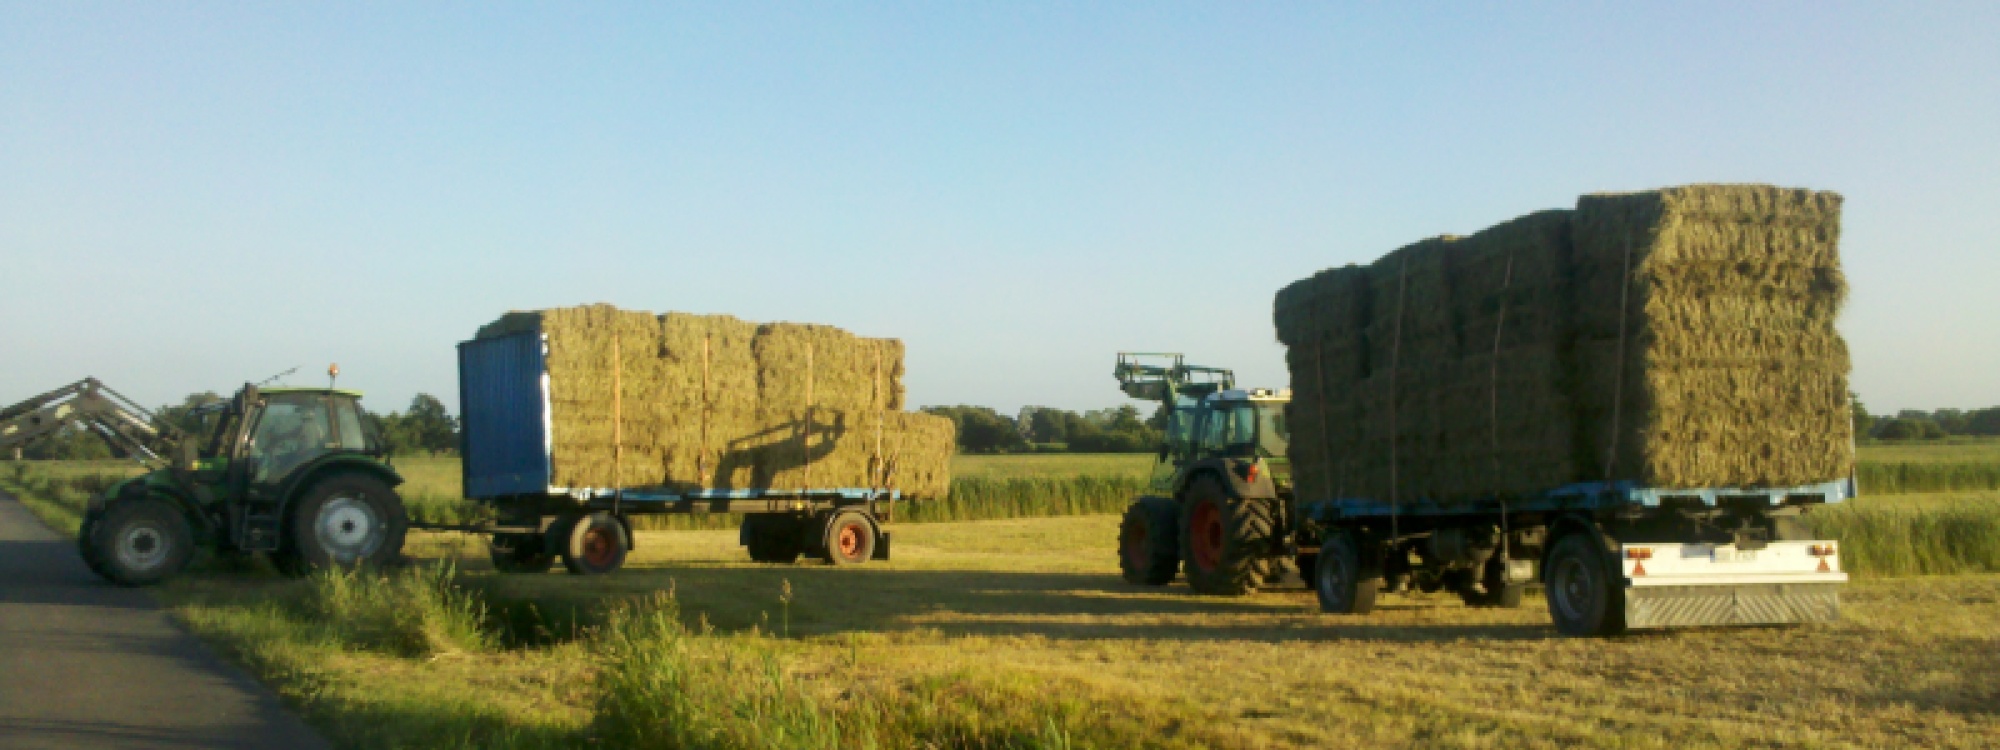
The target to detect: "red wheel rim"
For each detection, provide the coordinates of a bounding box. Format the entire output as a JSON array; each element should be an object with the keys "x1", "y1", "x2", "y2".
[
  {"x1": 1123, "y1": 523, "x2": 1147, "y2": 570},
  {"x1": 1190, "y1": 500, "x2": 1223, "y2": 571},
  {"x1": 837, "y1": 523, "x2": 862, "y2": 559},
  {"x1": 582, "y1": 526, "x2": 618, "y2": 568}
]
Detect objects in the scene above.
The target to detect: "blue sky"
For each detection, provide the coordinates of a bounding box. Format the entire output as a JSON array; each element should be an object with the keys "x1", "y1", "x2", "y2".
[{"x1": 3, "y1": 2, "x2": 1995, "y2": 418}]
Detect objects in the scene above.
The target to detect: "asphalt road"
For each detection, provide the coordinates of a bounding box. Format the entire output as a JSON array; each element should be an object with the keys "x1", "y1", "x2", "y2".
[{"x1": 0, "y1": 491, "x2": 332, "y2": 750}]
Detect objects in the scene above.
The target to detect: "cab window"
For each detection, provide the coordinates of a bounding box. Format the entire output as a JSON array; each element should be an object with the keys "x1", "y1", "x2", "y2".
[{"x1": 248, "y1": 394, "x2": 334, "y2": 482}]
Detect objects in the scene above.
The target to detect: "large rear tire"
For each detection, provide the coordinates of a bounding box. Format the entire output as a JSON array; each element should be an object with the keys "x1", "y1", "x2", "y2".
[
  {"x1": 1314, "y1": 529, "x2": 1380, "y2": 614},
  {"x1": 280, "y1": 473, "x2": 407, "y2": 576},
  {"x1": 88, "y1": 497, "x2": 196, "y2": 587},
  {"x1": 1545, "y1": 532, "x2": 1626, "y2": 636},
  {"x1": 1178, "y1": 475, "x2": 1276, "y2": 596},
  {"x1": 559, "y1": 512, "x2": 630, "y2": 575},
  {"x1": 1118, "y1": 498, "x2": 1180, "y2": 585}
]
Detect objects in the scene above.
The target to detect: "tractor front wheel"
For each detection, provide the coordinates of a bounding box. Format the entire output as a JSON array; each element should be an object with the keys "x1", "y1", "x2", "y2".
[
  {"x1": 88, "y1": 497, "x2": 195, "y2": 586},
  {"x1": 1178, "y1": 475, "x2": 1277, "y2": 596},
  {"x1": 1119, "y1": 498, "x2": 1180, "y2": 585}
]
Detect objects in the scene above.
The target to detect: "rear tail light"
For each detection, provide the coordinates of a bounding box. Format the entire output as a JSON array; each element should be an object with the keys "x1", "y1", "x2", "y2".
[
  {"x1": 1808, "y1": 544, "x2": 1837, "y2": 557},
  {"x1": 1624, "y1": 548, "x2": 1653, "y2": 560}
]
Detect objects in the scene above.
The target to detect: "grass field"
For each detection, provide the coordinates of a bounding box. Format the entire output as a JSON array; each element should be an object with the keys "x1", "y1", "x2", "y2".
[
  {"x1": 6, "y1": 461, "x2": 2000, "y2": 747},
  {"x1": 75, "y1": 518, "x2": 2000, "y2": 748}
]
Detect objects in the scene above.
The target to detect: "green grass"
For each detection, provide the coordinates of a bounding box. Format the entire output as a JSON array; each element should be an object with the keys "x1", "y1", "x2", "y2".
[
  {"x1": 1806, "y1": 492, "x2": 2000, "y2": 577},
  {"x1": 8, "y1": 461, "x2": 2000, "y2": 748},
  {"x1": 1857, "y1": 436, "x2": 2000, "y2": 463}
]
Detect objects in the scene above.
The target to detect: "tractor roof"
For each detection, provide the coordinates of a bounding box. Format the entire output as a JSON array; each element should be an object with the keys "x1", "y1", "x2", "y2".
[{"x1": 260, "y1": 387, "x2": 366, "y2": 399}]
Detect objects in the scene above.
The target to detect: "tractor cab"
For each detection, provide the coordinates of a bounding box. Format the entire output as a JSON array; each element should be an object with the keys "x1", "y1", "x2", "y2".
[{"x1": 1152, "y1": 388, "x2": 1291, "y2": 494}]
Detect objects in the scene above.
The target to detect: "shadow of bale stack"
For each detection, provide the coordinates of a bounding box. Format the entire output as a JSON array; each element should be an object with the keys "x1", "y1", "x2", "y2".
[
  {"x1": 475, "y1": 304, "x2": 954, "y2": 497},
  {"x1": 1276, "y1": 184, "x2": 1851, "y2": 502}
]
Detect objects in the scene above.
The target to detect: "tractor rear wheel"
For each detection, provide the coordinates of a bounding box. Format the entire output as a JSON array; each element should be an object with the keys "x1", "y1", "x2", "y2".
[
  {"x1": 743, "y1": 515, "x2": 804, "y2": 564},
  {"x1": 280, "y1": 473, "x2": 407, "y2": 576},
  {"x1": 1118, "y1": 498, "x2": 1180, "y2": 585},
  {"x1": 88, "y1": 497, "x2": 195, "y2": 586},
  {"x1": 1314, "y1": 529, "x2": 1380, "y2": 614},
  {"x1": 819, "y1": 511, "x2": 876, "y2": 566},
  {"x1": 1178, "y1": 475, "x2": 1276, "y2": 596},
  {"x1": 558, "y1": 513, "x2": 629, "y2": 575},
  {"x1": 490, "y1": 533, "x2": 556, "y2": 574}
]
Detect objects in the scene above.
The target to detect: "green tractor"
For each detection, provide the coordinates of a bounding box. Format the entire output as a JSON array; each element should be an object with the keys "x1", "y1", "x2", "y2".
[
  {"x1": 1113, "y1": 353, "x2": 1295, "y2": 595},
  {"x1": 4, "y1": 379, "x2": 409, "y2": 585}
]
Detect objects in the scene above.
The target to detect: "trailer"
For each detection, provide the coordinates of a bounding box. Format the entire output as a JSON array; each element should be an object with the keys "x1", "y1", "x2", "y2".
[
  {"x1": 439, "y1": 330, "x2": 902, "y2": 575},
  {"x1": 1298, "y1": 478, "x2": 1851, "y2": 636}
]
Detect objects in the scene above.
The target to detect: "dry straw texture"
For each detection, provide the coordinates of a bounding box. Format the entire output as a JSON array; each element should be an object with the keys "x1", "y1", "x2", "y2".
[
  {"x1": 1277, "y1": 185, "x2": 1851, "y2": 501},
  {"x1": 476, "y1": 304, "x2": 953, "y2": 497}
]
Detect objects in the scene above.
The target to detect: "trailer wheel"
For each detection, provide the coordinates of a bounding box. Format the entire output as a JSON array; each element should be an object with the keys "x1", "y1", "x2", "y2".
[
  {"x1": 282, "y1": 473, "x2": 408, "y2": 576},
  {"x1": 490, "y1": 533, "x2": 556, "y2": 574},
  {"x1": 88, "y1": 497, "x2": 195, "y2": 587},
  {"x1": 820, "y1": 511, "x2": 876, "y2": 566},
  {"x1": 1178, "y1": 475, "x2": 1275, "y2": 596},
  {"x1": 1545, "y1": 533, "x2": 1626, "y2": 636},
  {"x1": 744, "y1": 515, "x2": 804, "y2": 564},
  {"x1": 1118, "y1": 498, "x2": 1180, "y2": 585},
  {"x1": 559, "y1": 513, "x2": 629, "y2": 575},
  {"x1": 1314, "y1": 530, "x2": 1379, "y2": 614}
]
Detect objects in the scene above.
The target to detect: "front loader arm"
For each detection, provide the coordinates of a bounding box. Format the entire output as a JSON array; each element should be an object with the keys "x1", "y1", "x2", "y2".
[{"x1": 0, "y1": 378, "x2": 180, "y2": 465}]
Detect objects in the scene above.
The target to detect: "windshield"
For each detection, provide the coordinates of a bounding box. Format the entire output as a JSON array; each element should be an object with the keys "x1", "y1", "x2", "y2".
[{"x1": 1196, "y1": 400, "x2": 1290, "y2": 459}]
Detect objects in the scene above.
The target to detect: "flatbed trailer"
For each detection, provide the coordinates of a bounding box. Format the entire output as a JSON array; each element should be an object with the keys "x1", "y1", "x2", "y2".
[
  {"x1": 434, "y1": 330, "x2": 906, "y2": 575},
  {"x1": 1296, "y1": 478, "x2": 1851, "y2": 636}
]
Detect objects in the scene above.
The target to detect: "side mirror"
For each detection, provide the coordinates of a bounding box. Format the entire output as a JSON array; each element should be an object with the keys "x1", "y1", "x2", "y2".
[{"x1": 1156, "y1": 444, "x2": 1170, "y2": 463}]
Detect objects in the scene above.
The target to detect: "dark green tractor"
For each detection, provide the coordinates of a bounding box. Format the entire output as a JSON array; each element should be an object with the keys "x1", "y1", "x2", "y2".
[
  {"x1": 75, "y1": 385, "x2": 409, "y2": 585},
  {"x1": 1113, "y1": 353, "x2": 1294, "y2": 595}
]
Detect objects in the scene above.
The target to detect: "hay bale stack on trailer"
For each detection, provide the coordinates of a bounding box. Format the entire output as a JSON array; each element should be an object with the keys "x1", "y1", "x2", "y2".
[
  {"x1": 1275, "y1": 184, "x2": 1854, "y2": 636},
  {"x1": 455, "y1": 305, "x2": 954, "y2": 574}
]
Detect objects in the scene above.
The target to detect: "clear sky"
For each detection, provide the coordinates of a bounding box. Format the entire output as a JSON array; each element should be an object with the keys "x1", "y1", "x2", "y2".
[{"x1": 3, "y1": 2, "x2": 1995, "y2": 418}]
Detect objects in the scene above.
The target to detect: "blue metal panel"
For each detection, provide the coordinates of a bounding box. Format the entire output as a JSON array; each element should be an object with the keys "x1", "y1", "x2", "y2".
[
  {"x1": 1303, "y1": 479, "x2": 1848, "y2": 524},
  {"x1": 458, "y1": 332, "x2": 552, "y2": 498}
]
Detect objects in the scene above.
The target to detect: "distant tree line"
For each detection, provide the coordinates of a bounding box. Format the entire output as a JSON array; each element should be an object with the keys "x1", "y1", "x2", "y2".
[
  {"x1": 10, "y1": 391, "x2": 460, "y2": 460},
  {"x1": 1852, "y1": 395, "x2": 2000, "y2": 441},
  {"x1": 921, "y1": 404, "x2": 1167, "y2": 454}
]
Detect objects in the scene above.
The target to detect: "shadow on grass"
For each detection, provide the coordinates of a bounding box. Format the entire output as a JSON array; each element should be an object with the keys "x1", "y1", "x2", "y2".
[{"x1": 469, "y1": 562, "x2": 1559, "y2": 645}]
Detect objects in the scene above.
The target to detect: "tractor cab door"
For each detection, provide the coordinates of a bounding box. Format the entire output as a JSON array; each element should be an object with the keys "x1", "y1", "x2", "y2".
[
  {"x1": 243, "y1": 393, "x2": 343, "y2": 501},
  {"x1": 1149, "y1": 396, "x2": 1201, "y2": 493}
]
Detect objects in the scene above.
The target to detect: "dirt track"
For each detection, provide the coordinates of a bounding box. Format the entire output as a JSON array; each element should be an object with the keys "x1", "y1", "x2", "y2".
[{"x1": 0, "y1": 491, "x2": 329, "y2": 750}]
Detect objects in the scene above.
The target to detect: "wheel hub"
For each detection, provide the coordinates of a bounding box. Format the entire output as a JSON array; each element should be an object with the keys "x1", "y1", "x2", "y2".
[
  {"x1": 837, "y1": 525, "x2": 861, "y2": 558},
  {"x1": 116, "y1": 525, "x2": 168, "y2": 571},
  {"x1": 315, "y1": 495, "x2": 383, "y2": 563},
  {"x1": 582, "y1": 527, "x2": 617, "y2": 567}
]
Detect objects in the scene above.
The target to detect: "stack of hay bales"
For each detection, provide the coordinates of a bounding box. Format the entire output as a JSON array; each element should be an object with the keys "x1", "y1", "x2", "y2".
[
  {"x1": 1276, "y1": 184, "x2": 1850, "y2": 501},
  {"x1": 475, "y1": 304, "x2": 954, "y2": 497},
  {"x1": 1570, "y1": 186, "x2": 1851, "y2": 488}
]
